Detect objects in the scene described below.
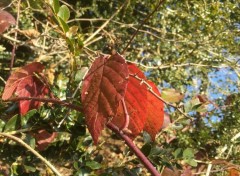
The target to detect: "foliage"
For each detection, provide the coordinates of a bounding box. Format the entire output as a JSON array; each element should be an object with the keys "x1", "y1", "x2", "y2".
[{"x1": 0, "y1": 0, "x2": 240, "y2": 175}]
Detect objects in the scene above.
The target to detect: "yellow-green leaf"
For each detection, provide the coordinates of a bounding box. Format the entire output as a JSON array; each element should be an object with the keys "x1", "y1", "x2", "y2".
[{"x1": 162, "y1": 88, "x2": 184, "y2": 103}]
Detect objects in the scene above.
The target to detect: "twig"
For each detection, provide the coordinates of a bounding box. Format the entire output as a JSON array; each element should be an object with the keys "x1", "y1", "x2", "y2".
[
  {"x1": 83, "y1": 1, "x2": 127, "y2": 45},
  {"x1": 6, "y1": 97, "x2": 83, "y2": 112},
  {"x1": 10, "y1": 0, "x2": 21, "y2": 72},
  {"x1": 127, "y1": 60, "x2": 229, "y2": 70},
  {"x1": 84, "y1": 36, "x2": 103, "y2": 47},
  {"x1": 0, "y1": 132, "x2": 62, "y2": 176},
  {"x1": 57, "y1": 67, "x2": 89, "y2": 128},
  {"x1": 121, "y1": 0, "x2": 165, "y2": 55},
  {"x1": 106, "y1": 122, "x2": 161, "y2": 176}
]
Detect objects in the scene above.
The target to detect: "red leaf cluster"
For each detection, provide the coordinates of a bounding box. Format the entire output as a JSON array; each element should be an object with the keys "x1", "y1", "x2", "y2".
[
  {"x1": 81, "y1": 54, "x2": 164, "y2": 143},
  {"x1": 2, "y1": 62, "x2": 49, "y2": 115}
]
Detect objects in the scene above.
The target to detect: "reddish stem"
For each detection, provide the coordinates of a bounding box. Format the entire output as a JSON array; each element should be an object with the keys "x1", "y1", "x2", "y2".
[
  {"x1": 107, "y1": 122, "x2": 161, "y2": 176},
  {"x1": 7, "y1": 97, "x2": 82, "y2": 112},
  {"x1": 121, "y1": 98, "x2": 129, "y2": 130}
]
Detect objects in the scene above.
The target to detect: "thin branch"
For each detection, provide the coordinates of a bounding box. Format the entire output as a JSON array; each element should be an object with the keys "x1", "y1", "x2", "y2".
[
  {"x1": 127, "y1": 60, "x2": 230, "y2": 70},
  {"x1": 106, "y1": 122, "x2": 161, "y2": 176},
  {"x1": 57, "y1": 68, "x2": 89, "y2": 128},
  {"x1": 0, "y1": 132, "x2": 62, "y2": 176},
  {"x1": 10, "y1": 0, "x2": 21, "y2": 72},
  {"x1": 6, "y1": 97, "x2": 83, "y2": 112},
  {"x1": 83, "y1": 1, "x2": 127, "y2": 45},
  {"x1": 121, "y1": 0, "x2": 165, "y2": 55}
]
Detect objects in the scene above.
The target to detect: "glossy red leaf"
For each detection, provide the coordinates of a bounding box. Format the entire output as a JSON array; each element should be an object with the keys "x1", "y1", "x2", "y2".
[
  {"x1": 112, "y1": 63, "x2": 147, "y2": 138},
  {"x1": 0, "y1": 10, "x2": 16, "y2": 34},
  {"x1": 144, "y1": 80, "x2": 164, "y2": 140},
  {"x1": 2, "y1": 62, "x2": 49, "y2": 115},
  {"x1": 81, "y1": 53, "x2": 129, "y2": 144}
]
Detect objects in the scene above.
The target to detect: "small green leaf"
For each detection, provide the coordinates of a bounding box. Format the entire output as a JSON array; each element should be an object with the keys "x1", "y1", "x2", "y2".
[
  {"x1": 185, "y1": 97, "x2": 202, "y2": 113},
  {"x1": 21, "y1": 109, "x2": 37, "y2": 127},
  {"x1": 66, "y1": 25, "x2": 79, "y2": 38},
  {"x1": 4, "y1": 114, "x2": 19, "y2": 132},
  {"x1": 24, "y1": 134, "x2": 36, "y2": 149},
  {"x1": 0, "y1": 45, "x2": 6, "y2": 52},
  {"x1": 143, "y1": 131, "x2": 152, "y2": 144},
  {"x1": 75, "y1": 67, "x2": 89, "y2": 82},
  {"x1": 173, "y1": 148, "x2": 182, "y2": 158},
  {"x1": 85, "y1": 161, "x2": 102, "y2": 170},
  {"x1": 183, "y1": 148, "x2": 195, "y2": 159},
  {"x1": 185, "y1": 159, "x2": 198, "y2": 167},
  {"x1": 23, "y1": 164, "x2": 36, "y2": 172},
  {"x1": 150, "y1": 146, "x2": 162, "y2": 156},
  {"x1": 57, "y1": 5, "x2": 70, "y2": 22},
  {"x1": 171, "y1": 123, "x2": 183, "y2": 130},
  {"x1": 0, "y1": 119, "x2": 5, "y2": 131},
  {"x1": 162, "y1": 88, "x2": 184, "y2": 103},
  {"x1": 49, "y1": 0, "x2": 60, "y2": 13},
  {"x1": 57, "y1": 17, "x2": 69, "y2": 33},
  {"x1": 141, "y1": 143, "x2": 152, "y2": 156}
]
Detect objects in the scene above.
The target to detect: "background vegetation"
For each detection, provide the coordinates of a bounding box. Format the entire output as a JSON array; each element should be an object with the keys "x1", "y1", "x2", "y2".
[{"x1": 0, "y1": 0, "x2": 239, "y2": 175}]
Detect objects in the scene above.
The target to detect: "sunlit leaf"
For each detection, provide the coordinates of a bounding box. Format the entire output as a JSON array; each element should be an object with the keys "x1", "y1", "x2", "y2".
[
  {"x1": 162, "y1": 88, "x2": 184, "y2": 103},
  {"x1": 113, "y1": 63, "x2": 147, "y2": 138},
  {"x1": 81, "y1": 53, "x2": 129, "y2": 143},
  {"x1": 57, "y1": 5, "x2": 70, "y2": 22},
  {"x1": 49, "y1": 0, "x2": 60, "y2": 13},
  {"x1": 2, "y1": 62, "x2": 49, "y2": 115}
]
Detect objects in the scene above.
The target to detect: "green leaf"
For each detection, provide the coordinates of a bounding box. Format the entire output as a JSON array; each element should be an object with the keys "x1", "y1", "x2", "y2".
[
  {"x1": 75, "y1": 67, "x2": 89, "y2": 82},
  {"x1": 162, "y1": 88, "x2": 184, "y2": 103},
  {"x1": 85, "y1": 161, "x2": 102, "y2": 170},
  {"x1": 66, "y1": 25, "x2": 79, "y2": 38},
  {"x1": 57, "y1": 17, "x2": 69, "y2": 33},
  {"x1": 185, "y1": 159, "x2": 198, "y2": 167},
  {"x1": 141, "y1": 143, "x2": 152, "y2": 156},
  {"x1": 4, "y1": 114, "x2": 19, "y2": 132},
  {"x1": 21, "y1": 109, "x2": 37, "y2": 127},
  {"x1": 150, "y1": 146, "x2": 162, "y2": 156},
  {"x1": 57, "y1": 5, "x2": 70, "y2": 22},
  {"x1": 23, "y1": 164, "x2": 36, "y2": 172},
  {"x1": 183, "y1": 148, "x2": 195, "y2": 159},
  {"x1": 49, "y1": 0, "x2": 60, "y2": 13},
  {"x1": 143, "y1": 131, "x2": 152, "y2": 144},
  {"x1": 171, "y1": 123, "x2": 183, "y2": 130},
  {"x1": 24, "y1": 134, "x2": 36, "y2": 149},
  {"x1": 0, "y1": 119, "x2": 5, "y2": 132},
  {"x1": 173, "y1": 148, "x2": 182, "y2": 159}
]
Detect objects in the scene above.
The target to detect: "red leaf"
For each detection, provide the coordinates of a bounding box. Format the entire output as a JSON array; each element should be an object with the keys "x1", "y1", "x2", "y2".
[
  {"x1": 144, "y1": 80, "x2": 164, "y2": 140},
  {"x1": 81, "y1": 53, "x2": 129, "y2": 144},
  {"x1": 0, "y1": 10, "x2": 16, "y2": 34},
  {"x1": 112, "y1": 63, "x2": 147, "y2": 138},
  {"x1": 2, "y1": 62, "x2": 49, "y2": 115},
  {"x1": 33, "y1": 129, "x2": 57, "y2": 151},
  {"x1": 16, "y1": 76, "x2": 49, "y2": 115}
]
